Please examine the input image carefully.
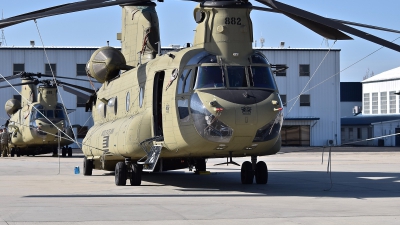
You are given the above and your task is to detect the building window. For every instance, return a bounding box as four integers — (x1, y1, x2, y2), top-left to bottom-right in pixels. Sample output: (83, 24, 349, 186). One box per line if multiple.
(275, 64, 287, 76)
(77, 96, 86, 107)
(280, 94, 287, 106)
(364, 93, 370, 114)
(77, 126, 88, 139)
(45, 64, 56, 76)
(13, 64, 25, 75)
(77, 64, 87, 76)
(372, 92, 378, 114)
(390, 91, 397, 113)
(299, 64, 310, 76)
(300, 95, 310, 106)
(357, 128, 361, 139)
(380, 92, 387, 114)
(349, 128, 354, 140)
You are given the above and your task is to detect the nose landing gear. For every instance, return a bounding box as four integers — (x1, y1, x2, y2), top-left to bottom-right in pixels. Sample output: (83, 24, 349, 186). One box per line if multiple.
(241, 156, 268, 184)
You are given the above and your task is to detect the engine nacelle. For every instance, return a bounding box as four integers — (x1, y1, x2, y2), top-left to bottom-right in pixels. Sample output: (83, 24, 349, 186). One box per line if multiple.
(86, 47, 129, 83)
(5, 99, 21, 115)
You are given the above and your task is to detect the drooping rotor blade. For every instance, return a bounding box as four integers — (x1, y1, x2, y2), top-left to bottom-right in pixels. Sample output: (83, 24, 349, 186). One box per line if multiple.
(0, 81, 38, 89)
(0, 0, 152, 29)
(0, 75, 27, 83)
(252, 6, 400, 34)
(56, 81, 96, 94)
(62, 85, 91, 100)
(37, 74, 97, 82)
(256, 0, 400, 52)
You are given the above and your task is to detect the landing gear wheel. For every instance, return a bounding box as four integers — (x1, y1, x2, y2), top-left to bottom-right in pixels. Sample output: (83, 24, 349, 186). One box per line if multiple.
(67, 147, 72, 157)
(115, 162, 127, 186)
(52, 148, 58, 157)
(16, 148, 21, 157)
(255, 161, 268, 184)
(195, 158, 206, 173)
(10, 148, 15, 157)
(83, 157, 93, 176)
(61, 147, 66, 157)
(129, 164, 142, 186)
(241, 161, 254, 184)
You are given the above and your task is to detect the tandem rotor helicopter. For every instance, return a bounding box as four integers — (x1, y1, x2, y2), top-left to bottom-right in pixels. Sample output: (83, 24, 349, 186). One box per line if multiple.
(0, 72, 95, 157)
(1, 0, 400, 186)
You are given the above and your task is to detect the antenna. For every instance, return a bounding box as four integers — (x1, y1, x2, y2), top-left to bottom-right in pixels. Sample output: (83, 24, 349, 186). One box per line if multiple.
(0, 10, 7, 47)
(260, 37, 265, 48)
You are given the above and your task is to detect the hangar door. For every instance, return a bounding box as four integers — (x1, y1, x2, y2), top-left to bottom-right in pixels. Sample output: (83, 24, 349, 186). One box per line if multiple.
(281, 125, 310, 146)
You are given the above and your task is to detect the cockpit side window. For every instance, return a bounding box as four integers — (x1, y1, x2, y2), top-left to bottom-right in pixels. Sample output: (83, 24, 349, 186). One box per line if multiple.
(194, 66, 226, 89)
(177, 69, 191, 94)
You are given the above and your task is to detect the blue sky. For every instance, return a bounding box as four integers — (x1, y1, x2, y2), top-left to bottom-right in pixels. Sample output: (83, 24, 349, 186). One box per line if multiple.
(1, 0, 399, 82)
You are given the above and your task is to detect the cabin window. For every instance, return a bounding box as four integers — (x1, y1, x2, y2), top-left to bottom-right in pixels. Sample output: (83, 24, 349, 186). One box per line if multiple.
(126, 92, 130, 112)
(194, 66, 226, 89)
(107, 97, 117, 115)
(227, 67, 247, 87)
(248, 66, 277, 89)
(98, 102, 106, 118)
(139, 87, 144, 108)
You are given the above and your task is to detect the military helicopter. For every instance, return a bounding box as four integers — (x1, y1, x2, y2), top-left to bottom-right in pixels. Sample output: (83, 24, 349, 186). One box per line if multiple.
(0, 72, 95, 157)
(1, 0, 400, 186)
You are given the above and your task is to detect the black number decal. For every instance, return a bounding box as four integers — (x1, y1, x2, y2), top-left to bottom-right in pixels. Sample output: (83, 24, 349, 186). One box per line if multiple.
(225, 17, 242, 25)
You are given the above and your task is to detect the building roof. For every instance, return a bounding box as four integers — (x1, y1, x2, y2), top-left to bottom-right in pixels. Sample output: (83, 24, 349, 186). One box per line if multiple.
(340, 82, 362, 102)
(341, 115, 400, 125)
(362, 66, 400, 83)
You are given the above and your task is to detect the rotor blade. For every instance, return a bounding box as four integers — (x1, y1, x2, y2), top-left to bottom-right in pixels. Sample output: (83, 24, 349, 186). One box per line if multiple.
(57, 81, 96, 94)
(62, 86, 91, 100)
(256, 0, 400, 52)
(0, 0, 151, 29)
(252, 6, 400, 34)
(0, 81, 37, 89)
(0, 75, 26, 83)
(38, 74, 98, 82)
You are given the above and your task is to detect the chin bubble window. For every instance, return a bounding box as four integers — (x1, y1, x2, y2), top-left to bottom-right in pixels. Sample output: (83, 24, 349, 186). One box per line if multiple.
(190, 93, 233, 143)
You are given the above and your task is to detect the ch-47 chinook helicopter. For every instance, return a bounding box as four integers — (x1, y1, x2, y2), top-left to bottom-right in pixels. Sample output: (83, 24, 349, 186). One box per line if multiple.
(0, 72, 95, 157)
(1, 0, 400, 185)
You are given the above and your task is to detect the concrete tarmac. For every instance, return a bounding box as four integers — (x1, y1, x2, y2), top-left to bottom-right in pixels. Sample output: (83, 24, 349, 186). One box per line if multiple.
(0, 147, 399, 224)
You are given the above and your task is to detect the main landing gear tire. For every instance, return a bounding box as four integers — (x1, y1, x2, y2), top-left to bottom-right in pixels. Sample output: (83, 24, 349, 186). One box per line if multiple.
(195, 158, 206, 173)
(83, 157, 93, 176)
(67, 147, 72, 157)
(61, 147, 66, 157)
(115, 162, 127, 186)
(130, 164, 143, 186)
(255, 161, 268, 184)
(10, 148, 15, 157)
(16, 148, 21, 157)
(241, 161, 254, 184)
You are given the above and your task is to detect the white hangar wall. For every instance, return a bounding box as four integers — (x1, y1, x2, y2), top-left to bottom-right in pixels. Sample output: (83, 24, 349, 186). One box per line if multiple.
(260, 49, 341, 146)
(0, 47, 341, 147)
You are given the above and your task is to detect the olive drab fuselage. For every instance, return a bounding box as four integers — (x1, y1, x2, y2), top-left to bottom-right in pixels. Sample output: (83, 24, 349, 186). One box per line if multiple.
(82, 2, 283, 170)
(6, 80, 74, 154)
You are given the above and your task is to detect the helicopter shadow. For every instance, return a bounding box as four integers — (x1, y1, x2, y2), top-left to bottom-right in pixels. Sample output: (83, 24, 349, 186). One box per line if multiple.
(139, 169, 400, 199)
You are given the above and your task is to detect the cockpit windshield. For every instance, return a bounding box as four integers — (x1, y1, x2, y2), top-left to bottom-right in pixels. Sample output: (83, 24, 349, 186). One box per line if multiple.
(227, 67, 247, 87)
(32, 104, 66, 119)
(194, 66, 226, 89)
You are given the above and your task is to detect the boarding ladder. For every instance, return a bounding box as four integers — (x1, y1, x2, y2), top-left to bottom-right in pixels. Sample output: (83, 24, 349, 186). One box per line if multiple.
(138, 136, 163, 172)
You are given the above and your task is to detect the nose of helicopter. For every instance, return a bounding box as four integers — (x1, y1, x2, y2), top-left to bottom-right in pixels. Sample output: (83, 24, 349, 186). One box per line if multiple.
(191, 89, 282, 144)
(35, 118, 64, 135)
